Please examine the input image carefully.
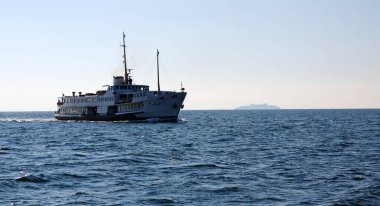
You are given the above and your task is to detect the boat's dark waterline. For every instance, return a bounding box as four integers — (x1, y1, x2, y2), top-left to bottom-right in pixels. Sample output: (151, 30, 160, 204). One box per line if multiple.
(55, 113, 178, 122)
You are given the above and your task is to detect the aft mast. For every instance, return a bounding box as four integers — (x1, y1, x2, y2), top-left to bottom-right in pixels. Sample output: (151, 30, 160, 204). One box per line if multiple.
(122, 32, 129, 84)
(157, 49, 161, 91)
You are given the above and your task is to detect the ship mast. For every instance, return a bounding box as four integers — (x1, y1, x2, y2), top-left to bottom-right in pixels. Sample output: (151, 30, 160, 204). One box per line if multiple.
(157, 49, 161, 91)
(122, 32, 128, 84)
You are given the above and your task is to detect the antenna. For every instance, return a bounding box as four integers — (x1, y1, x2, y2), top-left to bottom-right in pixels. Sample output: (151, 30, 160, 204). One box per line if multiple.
(122, 32, 128, 84)
(157, 49, 161, 91)
(181, 82, 185, 92)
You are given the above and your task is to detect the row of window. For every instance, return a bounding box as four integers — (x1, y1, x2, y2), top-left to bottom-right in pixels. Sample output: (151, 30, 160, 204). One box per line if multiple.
(63, 98, 96, 103)
(108, 85, 149, 91)
(98, 97, 114, 102)
(63, 97, 114, 103)
(62, 92, 148, 104)
(60, 107, 86, 114)
(134, 92, 147, 98)
(118, 103, 143, 112)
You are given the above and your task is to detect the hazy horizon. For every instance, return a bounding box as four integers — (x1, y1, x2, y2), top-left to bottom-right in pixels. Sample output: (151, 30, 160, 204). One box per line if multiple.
(1, 0, 379, 111)
(1, 107, 380, 112)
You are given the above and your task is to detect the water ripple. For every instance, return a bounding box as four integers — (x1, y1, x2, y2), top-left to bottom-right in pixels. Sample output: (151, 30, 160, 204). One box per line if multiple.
(0, 110, 379, 205)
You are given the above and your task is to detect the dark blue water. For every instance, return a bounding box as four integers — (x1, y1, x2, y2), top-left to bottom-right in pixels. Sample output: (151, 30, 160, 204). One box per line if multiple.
(1, 110, 379, 205)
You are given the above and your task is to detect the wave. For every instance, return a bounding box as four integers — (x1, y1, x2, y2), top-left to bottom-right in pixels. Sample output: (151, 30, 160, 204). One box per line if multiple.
(333, 182, 380, 206)
(160, 163, 224, 170)
(16, 174, 49, 183)
(213, 185, 241, 193)
(188, 163, 223, 169)
(141, 197, 175, 204)
(0, 147, 12, 151)
(61, 172, 87, 179)
(72, 191, 89, 196)
(0, 118, 57, 123)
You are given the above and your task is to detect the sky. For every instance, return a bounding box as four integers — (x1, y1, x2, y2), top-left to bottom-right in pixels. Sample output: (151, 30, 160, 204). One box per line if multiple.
(0, 0, 379, 111)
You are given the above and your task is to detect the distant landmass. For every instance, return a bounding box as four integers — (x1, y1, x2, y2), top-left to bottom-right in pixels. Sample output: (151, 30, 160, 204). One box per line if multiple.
(236, 104, 281, 110)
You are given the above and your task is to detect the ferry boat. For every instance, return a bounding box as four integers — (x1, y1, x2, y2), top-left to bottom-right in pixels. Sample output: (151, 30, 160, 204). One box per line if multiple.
(55, 33, 187, 121)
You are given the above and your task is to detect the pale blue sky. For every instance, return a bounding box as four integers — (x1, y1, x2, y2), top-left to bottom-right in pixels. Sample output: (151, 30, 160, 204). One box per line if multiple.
(0, 0, 379, 110)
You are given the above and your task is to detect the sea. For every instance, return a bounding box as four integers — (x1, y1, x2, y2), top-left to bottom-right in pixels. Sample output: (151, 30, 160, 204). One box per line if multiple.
(0, 110, 379, 205)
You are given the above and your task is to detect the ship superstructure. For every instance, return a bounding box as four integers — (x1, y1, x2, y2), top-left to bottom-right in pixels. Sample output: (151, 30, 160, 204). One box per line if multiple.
(55, 33, 186, 121)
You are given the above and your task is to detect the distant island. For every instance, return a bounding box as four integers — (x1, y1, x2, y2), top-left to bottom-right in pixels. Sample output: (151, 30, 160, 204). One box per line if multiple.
(235, 104, 281, 110)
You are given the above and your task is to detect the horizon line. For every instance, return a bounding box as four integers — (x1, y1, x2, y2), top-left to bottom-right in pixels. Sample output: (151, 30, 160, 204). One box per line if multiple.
(1, 108, 380, 112)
